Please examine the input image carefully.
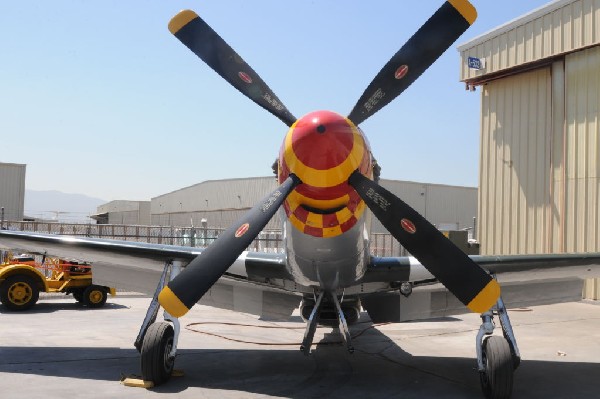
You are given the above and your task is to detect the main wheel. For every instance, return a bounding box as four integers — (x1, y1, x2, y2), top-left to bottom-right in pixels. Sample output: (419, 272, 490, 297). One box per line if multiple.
(82, 285, 108, 308)
(479, 336, 514, 399)
(0, 274, 40, 311)
(141, 322, 175, 385)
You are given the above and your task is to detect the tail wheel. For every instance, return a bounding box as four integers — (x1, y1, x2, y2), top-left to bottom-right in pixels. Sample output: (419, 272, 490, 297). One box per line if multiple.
(0, 275, 40, 311)
(141, 322, 175, 385)
(479, 336, 514, 399)
(82, 285, 108, 308)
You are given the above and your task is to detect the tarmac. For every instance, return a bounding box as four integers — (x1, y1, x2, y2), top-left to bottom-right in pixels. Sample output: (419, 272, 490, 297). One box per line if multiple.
(1, 293, 600, 399)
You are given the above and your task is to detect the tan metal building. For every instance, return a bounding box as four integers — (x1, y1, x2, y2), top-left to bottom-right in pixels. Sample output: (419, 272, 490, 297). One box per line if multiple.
(150, 176, 477, 235)
(0, 162, 26, 222)
(94, 200, 151, 225)
(458, 0, 600, 257)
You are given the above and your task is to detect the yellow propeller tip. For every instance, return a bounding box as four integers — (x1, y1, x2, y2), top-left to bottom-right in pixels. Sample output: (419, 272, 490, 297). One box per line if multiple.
(169, 9, 199, 35)
(467, 279, 501, 314)
(448, 0, 477, 25)
(158, 286, 190, 317)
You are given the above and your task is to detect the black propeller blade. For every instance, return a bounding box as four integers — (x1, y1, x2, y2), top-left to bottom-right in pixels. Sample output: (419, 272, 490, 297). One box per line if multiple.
(159, 174, 301, 317)
(169, 10, 296, 126)
(347, 0, 476, 125)
(348, 171, 499, 313)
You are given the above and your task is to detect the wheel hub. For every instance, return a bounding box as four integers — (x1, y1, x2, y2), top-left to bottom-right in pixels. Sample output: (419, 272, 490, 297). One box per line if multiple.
(89, 290, 103, 303)
(9, 283, 32, 304)
(163, 338, 174, 371)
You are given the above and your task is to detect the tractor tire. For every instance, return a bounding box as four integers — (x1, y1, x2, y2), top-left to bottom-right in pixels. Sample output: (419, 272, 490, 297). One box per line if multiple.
(82, 285, 108, 308)
(0, 274, 40, 311)
(72, 289, 84, 303)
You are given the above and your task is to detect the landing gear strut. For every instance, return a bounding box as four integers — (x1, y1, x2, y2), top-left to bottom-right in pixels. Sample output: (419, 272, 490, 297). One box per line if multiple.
(476, 295, 520, 399)
(135, 260, 183, 385)
(300, 290, 355, 355)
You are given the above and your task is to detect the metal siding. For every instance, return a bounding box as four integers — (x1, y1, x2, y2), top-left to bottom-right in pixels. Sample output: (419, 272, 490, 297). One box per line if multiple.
(564, 45, 600, 252)
(459, 0, 600, 82)
(0, 163, 26, 221)
(478, 68, 552, 255)
(151, 177, 277, 215)
(373, 180, 477, 234)
(151, 177, 476, 232)
(551, 61, 566, 252)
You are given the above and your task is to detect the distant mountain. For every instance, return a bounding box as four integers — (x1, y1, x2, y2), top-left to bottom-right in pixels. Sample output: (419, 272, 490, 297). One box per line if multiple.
(24, 190, 107, 223)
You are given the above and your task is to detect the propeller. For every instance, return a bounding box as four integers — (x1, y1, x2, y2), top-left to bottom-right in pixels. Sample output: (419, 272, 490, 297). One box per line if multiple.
(168, 10, 296, 126)
(162, 1, 498, 316)
(347, 0, 477, 125)
(159, 174, 301, 317)
(348, 171, 499, 313)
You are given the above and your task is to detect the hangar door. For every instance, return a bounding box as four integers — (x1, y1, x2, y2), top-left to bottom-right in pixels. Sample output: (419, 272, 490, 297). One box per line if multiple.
(478, 68, 552, 255)
(479, 45, 600, 256)
(563, 46, 600, 253)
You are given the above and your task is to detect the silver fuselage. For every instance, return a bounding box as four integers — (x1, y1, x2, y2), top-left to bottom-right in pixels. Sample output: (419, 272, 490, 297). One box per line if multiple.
(283, 212, 372, 290)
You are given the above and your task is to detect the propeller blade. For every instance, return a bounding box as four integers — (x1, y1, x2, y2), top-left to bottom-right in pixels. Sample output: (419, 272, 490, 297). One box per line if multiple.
(159, 174, 301, 317)
(347, 0, 477, 125)
(169, 10, 296, 126)
(348, 171, 499, 313)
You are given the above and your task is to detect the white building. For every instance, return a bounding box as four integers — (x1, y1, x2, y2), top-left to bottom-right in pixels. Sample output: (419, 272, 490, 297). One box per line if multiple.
(0, 162, 26, 222)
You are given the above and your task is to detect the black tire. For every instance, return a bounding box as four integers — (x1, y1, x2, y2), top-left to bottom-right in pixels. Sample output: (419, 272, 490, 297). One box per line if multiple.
(479, 336, 514, 399)
(141, 322, 175, 385)
(72, 289, 84, 303)
(0, 274, 40, 311)
(82, 285, 108, 308)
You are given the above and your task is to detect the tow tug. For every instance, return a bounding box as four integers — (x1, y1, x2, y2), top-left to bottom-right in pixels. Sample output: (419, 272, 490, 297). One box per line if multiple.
(0, 253, 115, 311)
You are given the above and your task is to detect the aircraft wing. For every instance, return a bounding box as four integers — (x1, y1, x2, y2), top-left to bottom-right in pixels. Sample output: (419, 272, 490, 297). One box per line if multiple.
(0, 230, 300, 319)
(362, 253, 600, 322)
(364, 253, 600, 284)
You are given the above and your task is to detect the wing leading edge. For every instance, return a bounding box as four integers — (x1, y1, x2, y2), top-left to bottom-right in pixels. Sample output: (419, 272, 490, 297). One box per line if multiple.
(0, 230, 300, 319)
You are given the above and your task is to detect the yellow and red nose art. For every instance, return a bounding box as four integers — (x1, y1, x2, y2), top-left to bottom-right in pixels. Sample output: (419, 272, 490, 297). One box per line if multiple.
(279, 110, 372, 238)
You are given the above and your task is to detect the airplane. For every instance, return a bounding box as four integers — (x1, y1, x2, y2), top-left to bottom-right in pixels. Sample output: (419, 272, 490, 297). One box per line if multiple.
(3, 1, 600, 398)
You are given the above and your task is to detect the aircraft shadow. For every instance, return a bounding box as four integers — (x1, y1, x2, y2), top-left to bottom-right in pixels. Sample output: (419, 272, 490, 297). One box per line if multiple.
(1, 322, 599, 398)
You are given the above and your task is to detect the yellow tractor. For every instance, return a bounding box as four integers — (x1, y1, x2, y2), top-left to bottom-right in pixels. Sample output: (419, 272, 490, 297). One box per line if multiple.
(0, 254, 115, 311)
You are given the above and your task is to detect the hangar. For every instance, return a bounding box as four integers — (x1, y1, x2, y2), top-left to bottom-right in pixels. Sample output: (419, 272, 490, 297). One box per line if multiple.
(92, 200, 150, 225)
(459, 0, 600, 255)
(0, 162, 26, 222)
(458, 0, 600, 296)
(149, 176, 477, 235)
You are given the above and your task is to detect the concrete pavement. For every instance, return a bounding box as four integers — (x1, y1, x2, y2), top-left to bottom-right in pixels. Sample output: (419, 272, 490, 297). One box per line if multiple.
(1, 294, 600, 398)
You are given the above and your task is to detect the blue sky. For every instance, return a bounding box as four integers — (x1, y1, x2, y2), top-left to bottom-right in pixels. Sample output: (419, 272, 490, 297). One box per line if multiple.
(0, 1, 552, 201)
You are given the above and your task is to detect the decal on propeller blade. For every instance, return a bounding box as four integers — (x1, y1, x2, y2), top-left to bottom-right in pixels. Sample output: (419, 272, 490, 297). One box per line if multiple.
(365, 188, 390, 211)
(238, 72, 253, 84)
(394, 65, 409, 80)
(263, 93, 285, 111)
(235, 223, 250, 238)
(400, 218, 417, 234)
(261, 190, 282, 213)
(363, 88, 386, 112)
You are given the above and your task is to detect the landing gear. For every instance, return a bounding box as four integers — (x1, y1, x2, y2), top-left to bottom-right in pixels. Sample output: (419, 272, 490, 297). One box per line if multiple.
(141, 322, 175, 385)
(135, 260, 183, 386)
(476, 296, 520, 399)
(480, 336, 513, 399)
(300, 291, 355, 355)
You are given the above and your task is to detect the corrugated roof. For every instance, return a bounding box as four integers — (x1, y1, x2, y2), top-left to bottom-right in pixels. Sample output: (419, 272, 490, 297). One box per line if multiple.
(458, 0, 600, 83)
